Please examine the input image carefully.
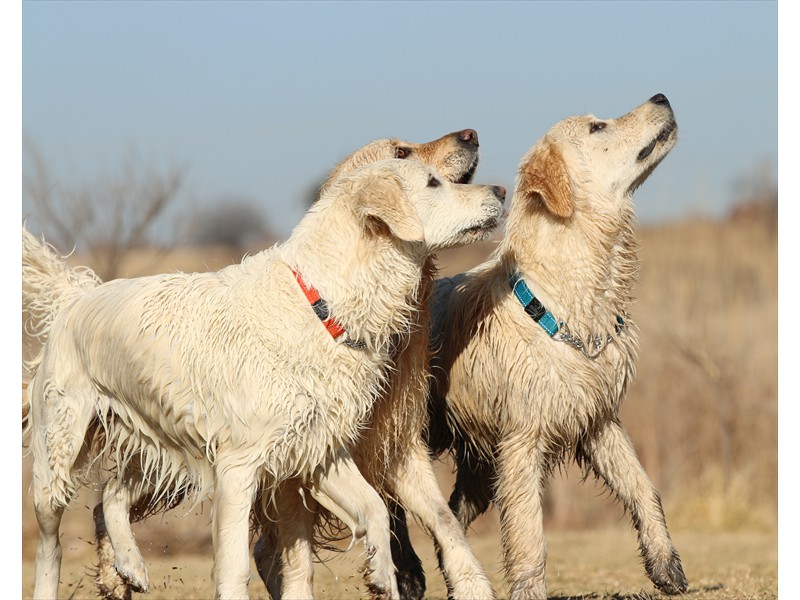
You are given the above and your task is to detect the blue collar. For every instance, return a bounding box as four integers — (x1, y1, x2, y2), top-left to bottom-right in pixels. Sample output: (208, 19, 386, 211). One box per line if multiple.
(509, 272, 626, 348)
(509, 272, 561, 336)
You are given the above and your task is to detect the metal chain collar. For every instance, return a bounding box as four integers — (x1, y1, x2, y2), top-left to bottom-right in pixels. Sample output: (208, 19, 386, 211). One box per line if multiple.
(554, 322, 614, 360)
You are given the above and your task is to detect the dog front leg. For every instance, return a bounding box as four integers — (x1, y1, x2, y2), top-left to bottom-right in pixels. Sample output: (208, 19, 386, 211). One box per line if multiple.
(211, 460, 259, 600)
(94, 473, 151, 598)
(449, 447, 494, 530)
(309, 448, 399, 600)
(387, 500, 426, 600)
(253, 524, 282, 600)
(252, 484, 316, 600)
(494, 433, 548, 600)
(392, 443, 494, 600)
(579, 418, 688, 595)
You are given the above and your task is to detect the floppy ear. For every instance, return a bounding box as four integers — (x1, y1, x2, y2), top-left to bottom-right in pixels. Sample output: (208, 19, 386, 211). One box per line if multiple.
(517, 139, 574, 218)
(355, 172, 425, 243)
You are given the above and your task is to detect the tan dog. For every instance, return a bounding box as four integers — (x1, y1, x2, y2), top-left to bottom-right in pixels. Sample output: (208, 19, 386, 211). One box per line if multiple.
(395, 94, 688, 599)
(76, 129, 496, 600)
(249, 129, 498, 600)
(24, 158, 504, 600)
(81, 128, 490, 600)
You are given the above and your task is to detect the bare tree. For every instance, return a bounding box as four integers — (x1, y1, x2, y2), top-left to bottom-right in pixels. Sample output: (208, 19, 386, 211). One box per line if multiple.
(190, 198, 271, 249)
(729, 159, 777, 235)
(23, 142, 189, 280)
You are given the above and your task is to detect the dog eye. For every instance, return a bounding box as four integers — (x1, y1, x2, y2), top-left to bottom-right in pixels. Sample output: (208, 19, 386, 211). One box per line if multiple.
(395, 147, 413, 159)
(589, 122, 606, 134)
(427, 175, 441, 188)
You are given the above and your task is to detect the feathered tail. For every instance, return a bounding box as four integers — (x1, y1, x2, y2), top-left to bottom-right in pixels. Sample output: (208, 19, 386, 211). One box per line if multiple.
(22, 226, 102, 427)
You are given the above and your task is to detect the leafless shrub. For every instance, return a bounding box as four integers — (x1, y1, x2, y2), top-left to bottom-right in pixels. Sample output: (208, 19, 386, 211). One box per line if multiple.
(189, 198, 271, 249)
(23, 142, 189, 280)
(728, 159, 777, 236)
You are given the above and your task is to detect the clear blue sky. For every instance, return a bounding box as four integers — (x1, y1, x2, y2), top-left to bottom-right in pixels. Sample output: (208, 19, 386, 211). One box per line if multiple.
(19, 0, 777, 242)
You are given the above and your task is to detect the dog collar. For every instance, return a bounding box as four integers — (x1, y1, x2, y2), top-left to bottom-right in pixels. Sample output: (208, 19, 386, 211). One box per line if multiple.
(509, 271, 625, 358)
(292, 270, 365, 348)
(509, 272, 560, 336)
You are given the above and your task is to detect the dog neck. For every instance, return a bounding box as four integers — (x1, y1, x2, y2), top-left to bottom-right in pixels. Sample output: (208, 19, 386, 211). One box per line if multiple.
(496, 196, 639, 338)
(279, 206, 424, 352)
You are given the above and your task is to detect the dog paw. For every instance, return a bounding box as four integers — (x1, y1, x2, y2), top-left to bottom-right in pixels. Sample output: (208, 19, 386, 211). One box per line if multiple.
(115, 552, 149, 593)
(395, 563, 426, 600)
(94, 563, 131, 600)
(647, 552, 688, 595)
(454, 574, 495, 599)
(508, 573, 547, 600)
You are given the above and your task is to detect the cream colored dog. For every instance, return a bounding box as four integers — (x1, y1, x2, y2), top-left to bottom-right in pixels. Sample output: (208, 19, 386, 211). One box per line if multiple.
(77, 129, 497, 600)
(24, 158, 504, 600)
(395, 94, 688, 599)
(251, 129, 498, 600)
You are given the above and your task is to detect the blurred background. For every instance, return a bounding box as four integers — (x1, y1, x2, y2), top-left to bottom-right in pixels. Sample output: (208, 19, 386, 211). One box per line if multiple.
(16, 1, 781, 597)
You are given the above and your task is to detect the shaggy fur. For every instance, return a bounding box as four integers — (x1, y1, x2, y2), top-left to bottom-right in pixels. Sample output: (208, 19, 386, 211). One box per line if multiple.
(74, 129, 496, 600)
(396, 94, 689, 599)
(252, 129, 498, 600)
(24, 158, 504, 600)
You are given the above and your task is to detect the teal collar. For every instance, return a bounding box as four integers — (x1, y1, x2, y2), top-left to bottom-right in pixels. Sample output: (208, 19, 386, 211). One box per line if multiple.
(509, 272, 560, 336)
(509, 271, 626, 358)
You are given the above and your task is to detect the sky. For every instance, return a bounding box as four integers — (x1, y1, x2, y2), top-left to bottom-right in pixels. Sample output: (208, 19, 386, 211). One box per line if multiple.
(5, 0, 796, 591)
(19, 0, 778, 244)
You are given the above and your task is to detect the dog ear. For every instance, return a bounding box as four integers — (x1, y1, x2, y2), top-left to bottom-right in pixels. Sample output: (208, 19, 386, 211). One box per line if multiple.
(355, 173, 425, 243)
(517, 140, 574, 218)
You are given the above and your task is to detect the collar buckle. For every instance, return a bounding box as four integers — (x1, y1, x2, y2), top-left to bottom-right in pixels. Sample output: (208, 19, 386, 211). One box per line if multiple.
(293, 269, 365, 349)
(509, 271, 624, 359)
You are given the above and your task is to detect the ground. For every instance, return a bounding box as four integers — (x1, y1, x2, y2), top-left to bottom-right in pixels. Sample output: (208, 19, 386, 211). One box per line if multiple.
(21, 468, 777, 600)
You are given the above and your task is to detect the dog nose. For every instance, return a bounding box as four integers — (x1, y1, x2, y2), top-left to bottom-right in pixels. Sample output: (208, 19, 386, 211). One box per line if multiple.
(494, 185, 506, 202)
(650, 93, 670, 107)
(458, 129, 479, 147)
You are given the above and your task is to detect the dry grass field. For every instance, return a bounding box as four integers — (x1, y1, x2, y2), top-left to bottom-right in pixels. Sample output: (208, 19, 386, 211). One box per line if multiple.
(21, 209, 778, 599)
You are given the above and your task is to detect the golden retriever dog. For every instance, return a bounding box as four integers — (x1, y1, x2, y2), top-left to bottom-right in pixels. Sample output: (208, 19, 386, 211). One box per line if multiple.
(66, 129, 497, 600)
(23, 158, 505, 600)
(392, 94, 689, 599)
(250, 129, 499, 600)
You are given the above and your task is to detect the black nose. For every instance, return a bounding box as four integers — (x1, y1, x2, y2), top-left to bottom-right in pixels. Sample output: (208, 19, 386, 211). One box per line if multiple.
(650, 93, 670, 107)
(458, 129, 479, 147)
(494, 185, 506, 202)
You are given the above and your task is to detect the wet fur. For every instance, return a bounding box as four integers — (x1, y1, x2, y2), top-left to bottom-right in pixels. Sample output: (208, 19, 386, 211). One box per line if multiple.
(400, 95, 689, 599)
(254, 130, 496, 600)
(24, 157, 503, 600)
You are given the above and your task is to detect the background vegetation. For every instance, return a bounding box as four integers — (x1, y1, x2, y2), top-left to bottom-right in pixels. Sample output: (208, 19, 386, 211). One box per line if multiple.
(21, 165, 777, 598)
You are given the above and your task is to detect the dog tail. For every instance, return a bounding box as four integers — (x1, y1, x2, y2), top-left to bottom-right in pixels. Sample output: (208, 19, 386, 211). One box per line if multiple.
(22, 226, 102, 427)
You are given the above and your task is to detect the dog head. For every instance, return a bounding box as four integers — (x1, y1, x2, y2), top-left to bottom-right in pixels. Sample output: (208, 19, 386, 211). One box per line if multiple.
(515, 94, 678, 219)
(322, 129, 481, 194)
(328, 159, 505, 252)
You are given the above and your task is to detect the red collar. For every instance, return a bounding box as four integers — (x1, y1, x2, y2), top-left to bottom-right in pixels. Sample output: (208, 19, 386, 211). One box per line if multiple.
(292, 270, 347, 340)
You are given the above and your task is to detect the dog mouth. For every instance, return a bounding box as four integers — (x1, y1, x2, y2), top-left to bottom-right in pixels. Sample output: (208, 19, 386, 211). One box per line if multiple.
(454, 155, 479, 184)
(636, 120, 677, 161)
(459, 215, 499, 238)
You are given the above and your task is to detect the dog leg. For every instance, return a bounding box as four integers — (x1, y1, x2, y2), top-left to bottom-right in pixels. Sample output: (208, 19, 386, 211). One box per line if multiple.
(494, 433, 548, 600)
(393, 443, 494, 600)
(449, 449, 494, 530)
(211, 460, 259, 600)
(32, 484, 64, 600)
(96, 475, 150, 594)
(580, 418, 688, 595)
(253, 523, 283, 600)
(309, 448, 399, 600)
(388, 501, 426, 600)
(94, 501, 132, 600)
(274, 487, 316, 599)
(30, 379, 97, 600)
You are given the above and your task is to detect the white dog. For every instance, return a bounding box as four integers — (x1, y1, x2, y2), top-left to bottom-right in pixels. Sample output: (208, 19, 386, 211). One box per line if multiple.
(393, 94, 688, 598)
(25, 158, 504, 599)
